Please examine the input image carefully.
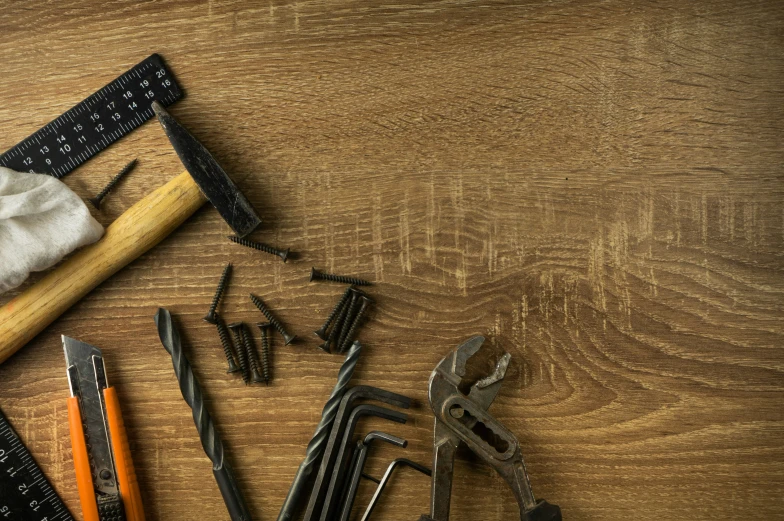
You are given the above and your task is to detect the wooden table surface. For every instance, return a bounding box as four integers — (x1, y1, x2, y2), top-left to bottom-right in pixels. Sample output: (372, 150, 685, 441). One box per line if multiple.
(1, 1, 783, 520)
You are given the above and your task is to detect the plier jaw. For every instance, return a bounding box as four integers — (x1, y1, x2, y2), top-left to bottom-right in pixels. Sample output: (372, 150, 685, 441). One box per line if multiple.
(425, 336, 562, 521)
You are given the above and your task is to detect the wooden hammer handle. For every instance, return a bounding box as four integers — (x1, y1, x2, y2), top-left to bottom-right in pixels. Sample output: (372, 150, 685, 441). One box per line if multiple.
(0, 170, 207, 365)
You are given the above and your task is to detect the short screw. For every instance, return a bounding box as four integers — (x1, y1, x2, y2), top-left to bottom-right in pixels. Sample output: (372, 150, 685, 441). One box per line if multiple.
(249, 293, 296, 345)
(228, 236, 290, 262)
(204, 263, 232, 324)
(214, 313, 240, 373)
(228, 322, 250, 384)
(240, 324, 265, 384)
(338, 295, 373, 353)
(256, 322, 272, 385)
(309, 267, 372, 286)
(314, 286, 354, 340)
(89, 158, 137, 209)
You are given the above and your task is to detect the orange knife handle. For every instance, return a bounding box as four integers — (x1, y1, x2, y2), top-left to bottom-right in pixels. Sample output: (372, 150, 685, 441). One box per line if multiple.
(68, 397, 100, 521)
(104, 386, 146, 521)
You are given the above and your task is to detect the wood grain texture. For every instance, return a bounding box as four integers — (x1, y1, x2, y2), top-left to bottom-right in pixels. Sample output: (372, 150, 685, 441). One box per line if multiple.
(0, 1, 782, 520)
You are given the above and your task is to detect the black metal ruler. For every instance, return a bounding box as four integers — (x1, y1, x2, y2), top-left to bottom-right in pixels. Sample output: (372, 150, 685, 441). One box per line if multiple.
(0, 408, 75, 521)
(0, 54, 183, 178)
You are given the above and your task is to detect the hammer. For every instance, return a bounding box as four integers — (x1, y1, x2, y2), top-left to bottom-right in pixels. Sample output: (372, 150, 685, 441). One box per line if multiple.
(0, 102, 261, 365)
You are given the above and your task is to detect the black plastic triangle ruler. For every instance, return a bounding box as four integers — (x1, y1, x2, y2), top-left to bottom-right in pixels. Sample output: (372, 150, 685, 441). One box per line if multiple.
(0, 407, 75, 520)
(0, 53, 183, 178)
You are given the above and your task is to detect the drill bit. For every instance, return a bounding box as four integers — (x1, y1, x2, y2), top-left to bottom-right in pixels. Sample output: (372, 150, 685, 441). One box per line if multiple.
(154, 308, 252, 521)
(276, 341, 362, 521)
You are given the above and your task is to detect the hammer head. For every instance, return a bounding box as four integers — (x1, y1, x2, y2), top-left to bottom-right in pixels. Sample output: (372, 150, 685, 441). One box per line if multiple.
(152, 101, 261, 238)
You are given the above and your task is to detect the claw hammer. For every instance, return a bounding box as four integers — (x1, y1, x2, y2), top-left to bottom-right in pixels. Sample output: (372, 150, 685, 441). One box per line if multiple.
(0, 102, 261, 365)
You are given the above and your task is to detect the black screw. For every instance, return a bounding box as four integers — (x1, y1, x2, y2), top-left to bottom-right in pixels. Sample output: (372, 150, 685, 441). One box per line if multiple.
(240, 324, 265, 384)
(319, 291, 352, 353)
(339, 295, 373, 353)
(228, 236, 290, 262)
(249, 293, 296, 345)
(214, 313, 240, 373)
(256, 322, 272, 385)
(314, 286, 354, 340)
(309, 268, 372, 286)
(204, 263, 232, 324)
(228, 322, 250, 384)
(337, 291, 361, 351)
(89, 158, 137, 209)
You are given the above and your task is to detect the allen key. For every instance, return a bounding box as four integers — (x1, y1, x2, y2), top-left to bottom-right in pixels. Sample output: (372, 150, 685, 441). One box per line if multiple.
(360, 458, 432, 521)
(337, 432, 408, 521)
(318, 404, 409, 521)
(302, 386, 412, 521)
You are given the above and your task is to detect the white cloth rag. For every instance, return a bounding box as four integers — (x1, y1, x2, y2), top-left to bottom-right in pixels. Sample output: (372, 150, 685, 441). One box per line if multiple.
(0, 167, 103, 295)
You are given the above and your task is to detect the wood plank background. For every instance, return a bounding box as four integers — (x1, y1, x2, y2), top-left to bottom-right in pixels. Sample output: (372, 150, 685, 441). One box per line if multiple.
(1, 1, 783, 519)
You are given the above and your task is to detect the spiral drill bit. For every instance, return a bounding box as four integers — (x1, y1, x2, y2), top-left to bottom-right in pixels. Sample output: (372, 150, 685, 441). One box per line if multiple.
(276, 341, 362, 521)
(154, 308, 252, 521)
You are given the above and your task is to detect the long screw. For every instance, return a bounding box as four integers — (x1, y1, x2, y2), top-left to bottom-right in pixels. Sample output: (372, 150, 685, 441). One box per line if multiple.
(240, 323, 265, 384)
(320, 296, 351, 353)
(228, 236, 290, 262)
(336, 292, 361, 351)
(310, 267, 372, 286)
(339, 296, 373, 353)
(277, 342, 362, 521)
(314, 286, 354, 340)
(154, 308, 252, 521)
(256, 322, 272, 384)
(249, 293, 296, 345)
(214, 313, 240, 373)
(227, 322, 250, 384)
(204, 263, 232, 324)
(89, 158, 137, 209)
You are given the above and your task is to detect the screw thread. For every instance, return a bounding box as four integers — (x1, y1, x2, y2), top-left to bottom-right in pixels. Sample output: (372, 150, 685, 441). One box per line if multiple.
(257, 324, 272, 384)
(339, 298, 372, 353)
(311, 268, 371, 286)
(315, 286, 354, 339)
(228, 323, 250, 384)
(228, 236, 289, 262)
(249, 293, 295, 344)
(214, 314, 239, 372)
(241, 325, 264, 383)
(207, 263, 232, 319)
(90, 159, 137, 207)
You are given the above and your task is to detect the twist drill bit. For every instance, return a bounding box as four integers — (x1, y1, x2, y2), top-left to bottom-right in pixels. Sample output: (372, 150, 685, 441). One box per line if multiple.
(154, 308, 252, 521)
(276, 341, 362, 521)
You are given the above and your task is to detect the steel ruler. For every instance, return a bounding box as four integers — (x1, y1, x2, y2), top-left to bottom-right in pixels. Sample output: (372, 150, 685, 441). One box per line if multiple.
(0, 54, 183, 178)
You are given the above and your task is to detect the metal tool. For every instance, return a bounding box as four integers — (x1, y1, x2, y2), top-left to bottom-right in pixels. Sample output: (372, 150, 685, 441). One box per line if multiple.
(0, 407, 76, 521)
(337, 432, 408, 521)
(310, 268, 372, 286)
(360, 458, 431, 521)
(0, 85, 262, 366)
(249, 293, 296, 345)
(318, 404, 409, 521)
(338, 294, 373, 353)
(0, 54, 181, 178)
(315, 286, 354, 340)
(62, 336, 145, 521)
(422, 336, 561, 521)
(204, 263, 233, 324)
(228, 235, 290, 262)
(302, 386, 412, 521)
(155, 308, 252, 521)
(152, 101, 261, 238)
(277, 342, 362, 521)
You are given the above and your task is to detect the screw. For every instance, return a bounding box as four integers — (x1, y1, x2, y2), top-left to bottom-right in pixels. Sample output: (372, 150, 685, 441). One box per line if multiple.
(89, 158, 137, 209)
(320, 291, 354, 353)
(310, 268, 372, 286)
(249, 293, 296, 345)
(228, 236, 290, 262)
(338, 295, 373, 353)
(214, 313, 240, 373)
(240, 324, 265, 384)
(336, 291, 361, 351)
(314, 286, 354, 340)
(256, 322, 272, 384)
(204, 263, 232, 324)
(228, 322, 250, 384)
